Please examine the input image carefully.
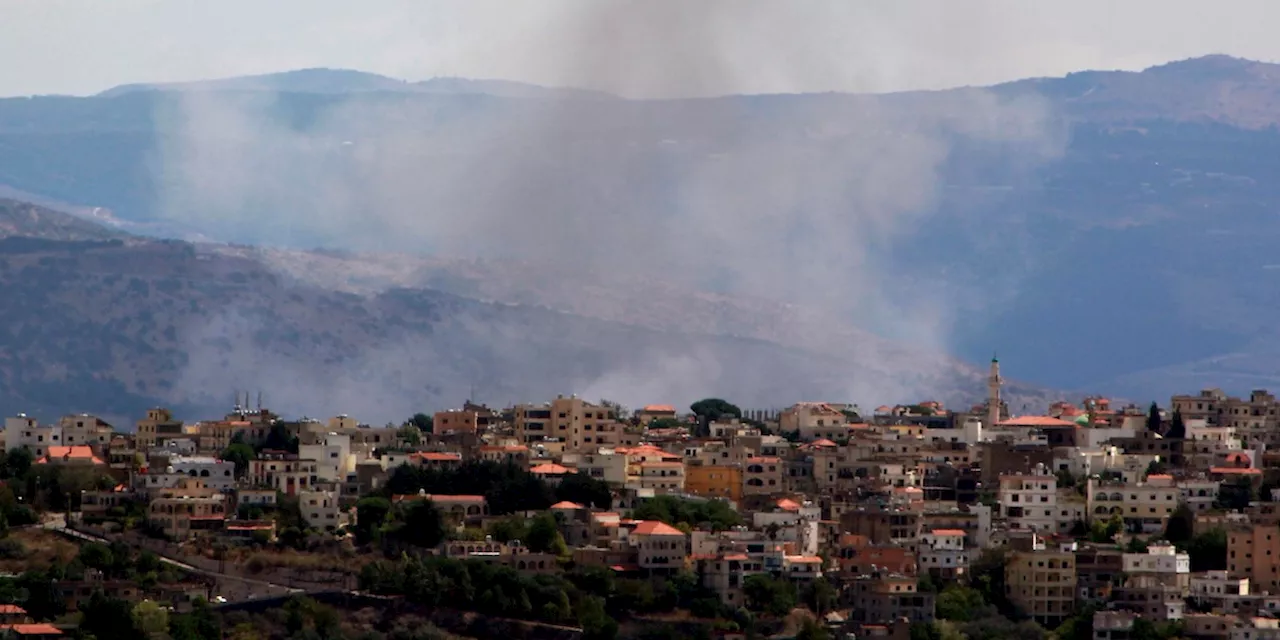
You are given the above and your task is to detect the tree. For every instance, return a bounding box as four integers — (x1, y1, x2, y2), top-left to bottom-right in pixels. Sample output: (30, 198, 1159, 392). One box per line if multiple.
(398, 424, 423, 446)
(691, 398, 742, 422)
(407, 413, 433, 434)
(487, 516, 529, 543)
(1184, 528, 1227, 572)
(1125, 537, 1149, 553)
(525, 513, 567, 556)
(690, 398, 742, 435)
(598, 400, 628, 421)
(802, 577, 837, 615)
(577, 595, 618, 640)
(80, 592, 139, 640)
(395, 500, 447, 548)
(1, 449, 31, 481)
(77, 542, 115, 572)
(935, 584, 985, 622)
(1168, 409, 1187, 439)
(1163, 504, 1195, 544)
(1215, 476, 1255, 511)
(221, 443, 254, 479)
(743, 574, 796, 617)
(555, 473, 613, 510)
(133, 600, 170, 639)
(1146, 402, 1162, 433)
(354, 497, 392, 545)
(261, 423, 299, 454)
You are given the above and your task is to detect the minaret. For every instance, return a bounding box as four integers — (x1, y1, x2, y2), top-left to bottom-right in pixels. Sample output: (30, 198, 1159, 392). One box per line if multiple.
(987, 354, 1002, 428)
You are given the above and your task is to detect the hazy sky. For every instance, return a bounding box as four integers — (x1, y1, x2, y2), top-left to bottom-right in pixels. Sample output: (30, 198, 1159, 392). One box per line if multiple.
(3, 0, 1278, 98)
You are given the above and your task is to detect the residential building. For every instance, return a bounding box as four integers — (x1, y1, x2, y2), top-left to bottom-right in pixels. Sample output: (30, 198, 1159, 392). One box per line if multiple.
(918, 529, 969, 579)
(685, 464, 743, 502)
(1006, 539, 1078, 628)
(298, 489, 348, 532)
(135, 408, 185, 451)
(148, 478, 227, 540)
(1228, 524, 1280, 594)
(628, 520, 688, 574)
(512, 396, 616, 450)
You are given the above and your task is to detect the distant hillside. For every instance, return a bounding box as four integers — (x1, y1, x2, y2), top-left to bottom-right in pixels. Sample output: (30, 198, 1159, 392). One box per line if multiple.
(0, 201, 1058, 424)
(0, 199, 127, 241)
(97, 68, 614, 100)
(3, 56, 1280, 404)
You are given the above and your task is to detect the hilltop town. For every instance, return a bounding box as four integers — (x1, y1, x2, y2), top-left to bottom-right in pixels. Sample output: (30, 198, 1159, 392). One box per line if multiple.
(0, 359, 1274, 640)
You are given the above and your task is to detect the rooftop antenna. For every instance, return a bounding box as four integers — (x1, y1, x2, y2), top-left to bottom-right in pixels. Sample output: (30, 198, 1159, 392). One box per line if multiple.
(257, 390, 262, 412)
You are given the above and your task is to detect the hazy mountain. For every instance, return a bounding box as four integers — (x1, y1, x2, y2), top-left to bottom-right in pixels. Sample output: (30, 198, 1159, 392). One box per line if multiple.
(97, 68, 614, 100)
(0, 200, 1054, 424)
(2, 55, 1279, 408)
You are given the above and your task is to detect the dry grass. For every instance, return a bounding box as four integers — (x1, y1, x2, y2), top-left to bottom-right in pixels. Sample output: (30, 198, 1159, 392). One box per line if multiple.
(0, 528, 79, 573)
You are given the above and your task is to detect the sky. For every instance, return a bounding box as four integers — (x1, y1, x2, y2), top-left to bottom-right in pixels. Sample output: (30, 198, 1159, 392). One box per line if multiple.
(3, 0, 1279, 99)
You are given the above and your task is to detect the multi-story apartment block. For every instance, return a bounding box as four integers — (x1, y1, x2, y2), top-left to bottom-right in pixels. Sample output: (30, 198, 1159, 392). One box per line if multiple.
(148, 478, 227, 540)
(780, 402, 856, 442)
(513, 396, 616, 450)
(248, 454, 319, 496)
(57, 414, 113, 448)
(998, 466, 1067, 533)
(1123, 543, 1191, 594)
(1228, 524, 1280, 594)
(918, 529, 969, 579)
(628, 520, 688, 574)
(685, 463, 743, 502)
(432, 402, 497, 435)
(298, 432, 353, 482)
(743, 456, 784, 496)
(135, 408, 186, 452)
(1087, 475, 1181, 533)
(5, 415, 60, 458)
(1006, 538, 1078, 628)
(298, 489, 348, 532)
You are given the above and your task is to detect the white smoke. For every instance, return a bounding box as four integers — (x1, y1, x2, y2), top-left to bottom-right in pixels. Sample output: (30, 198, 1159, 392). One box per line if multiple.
(150, 4, 1067, 420)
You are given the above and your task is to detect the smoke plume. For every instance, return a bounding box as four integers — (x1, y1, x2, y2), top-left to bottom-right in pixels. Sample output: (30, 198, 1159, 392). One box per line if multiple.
(151, 3, 1066, 420)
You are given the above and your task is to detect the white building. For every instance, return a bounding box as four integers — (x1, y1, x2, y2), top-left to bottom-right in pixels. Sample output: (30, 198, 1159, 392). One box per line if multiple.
(299, 489, 349, 532)
(918, 529, 970, 578)
(298, 432, 353, 482)
(5, 415, 61, 457)
(997, 465, 1070, 533)
(169, 456, 236, 491)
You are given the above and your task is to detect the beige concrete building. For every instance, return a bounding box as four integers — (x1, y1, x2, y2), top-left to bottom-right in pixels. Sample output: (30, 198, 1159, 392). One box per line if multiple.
(135, 408, 185, 451)
(1228, 524, 1280, 593)
(1006, 540, 1078, 628)
(513, 396, 617, 450)
(148, 478, 227, 540)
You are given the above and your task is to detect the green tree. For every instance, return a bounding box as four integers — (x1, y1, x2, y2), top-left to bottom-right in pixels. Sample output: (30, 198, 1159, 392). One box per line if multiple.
(2, 448, 32, 480)
(354, 496, 392, 545)
(221, 443, 254, 478)
(77, 542, 115, 572)
(743, 574, 796, 617)
(802, 577, 837, 615)
(1145, 402, 1162, 433)
(396, 500, 447, 548)
(555, 473, 613, 510)
(407, 413, 433, 434)
(935, 584, 985, 622)
(1163, 504, 1194, 544)
(487, 516, 529, 543)
(1167, 409, 1187, 439)
(398, 424, 423, 446)
(133, 599, 170, 639)
(80, 592, 139, 640)
(1125, 537, 1149, 553)
(525, 512, 567, 556)
(577, 594, 618, 640)
(690, 398, 742, 435)
(1184, 528, 1227, 572)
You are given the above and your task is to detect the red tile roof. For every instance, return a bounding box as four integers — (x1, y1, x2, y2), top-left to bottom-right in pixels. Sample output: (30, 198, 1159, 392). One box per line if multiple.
(1211, 467, 1262, 475)
(1, 624, 61, 636)
(632, 520, 686, 536)
(996, 416, 1078, 427)
(530, 463, 575, 475)
(776, 498, 802, 512)
(642, 405, 676, 413)
(930, 529, 966, 536)
(550, 501, 584, 510)
(0, 605, 26, 615)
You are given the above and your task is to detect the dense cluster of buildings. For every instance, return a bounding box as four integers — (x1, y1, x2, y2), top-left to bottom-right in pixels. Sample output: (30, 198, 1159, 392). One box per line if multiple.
(9, 359, 1280, 638)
